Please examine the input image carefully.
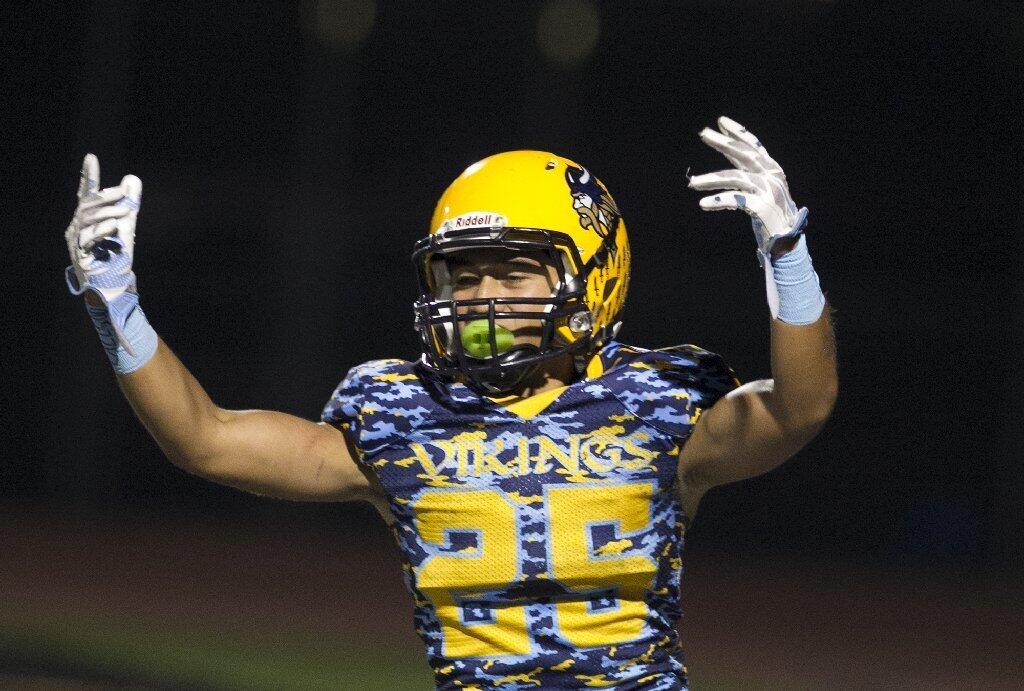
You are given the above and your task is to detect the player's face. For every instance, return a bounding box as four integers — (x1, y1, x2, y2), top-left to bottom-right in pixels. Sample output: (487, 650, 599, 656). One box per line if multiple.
(447, 248, 561, 349)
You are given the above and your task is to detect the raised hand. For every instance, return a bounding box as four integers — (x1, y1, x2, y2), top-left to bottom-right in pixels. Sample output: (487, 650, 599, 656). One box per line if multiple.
(687, 116, 808, 265)
(64, 154, 144, 353)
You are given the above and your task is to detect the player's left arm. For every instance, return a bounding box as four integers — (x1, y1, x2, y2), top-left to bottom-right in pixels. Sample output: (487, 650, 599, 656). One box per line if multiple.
(680, 292, 836, 492)
(677, 117, 838, 505)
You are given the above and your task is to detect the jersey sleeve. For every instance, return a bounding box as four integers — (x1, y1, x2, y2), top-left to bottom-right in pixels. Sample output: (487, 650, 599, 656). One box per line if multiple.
(603, 344, 740, 444)
(320, 358, 407, 462)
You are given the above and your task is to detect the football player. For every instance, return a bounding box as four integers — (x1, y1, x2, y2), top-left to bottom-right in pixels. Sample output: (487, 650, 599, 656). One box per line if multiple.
(65, 117, 836, 690)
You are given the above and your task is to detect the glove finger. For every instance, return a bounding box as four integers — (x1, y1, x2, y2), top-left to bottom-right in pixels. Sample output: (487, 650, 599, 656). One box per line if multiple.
(119, 175, 142, 209)
(698, 128, 760, 171)
(77, 176, 141, 222)
(77, 217, 120, 249)
(80, 204, 131, 226)
(78, 154, 100, 200)
(687, 169, 761, 194)
(714, 118, 786, 176)
(713, 120, 763, 161)
(76, 185, 126, 212)
(716, 117, 763, 150)
(698, 190, 755, 212)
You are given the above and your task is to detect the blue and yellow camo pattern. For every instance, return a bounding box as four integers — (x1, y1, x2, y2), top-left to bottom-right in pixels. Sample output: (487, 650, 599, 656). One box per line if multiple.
(322, 341, 738, 690)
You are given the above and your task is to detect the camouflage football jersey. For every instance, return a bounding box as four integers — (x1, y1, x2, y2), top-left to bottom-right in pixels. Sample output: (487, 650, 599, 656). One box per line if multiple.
(321, 341, 738, 690)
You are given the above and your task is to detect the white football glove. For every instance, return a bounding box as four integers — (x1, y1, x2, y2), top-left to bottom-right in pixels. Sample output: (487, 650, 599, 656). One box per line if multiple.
(687, 116, 808, 262)
(64, 154, 143, 352)
(687, 116, 809, 318)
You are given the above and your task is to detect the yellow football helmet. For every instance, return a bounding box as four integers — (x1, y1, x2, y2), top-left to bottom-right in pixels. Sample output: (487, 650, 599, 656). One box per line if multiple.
(413, 150, 631, 393)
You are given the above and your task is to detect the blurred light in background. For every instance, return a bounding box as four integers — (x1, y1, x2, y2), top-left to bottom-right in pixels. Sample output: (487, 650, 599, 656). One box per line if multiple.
(536, 0, 600, 69)
(303, 0, 377, 51)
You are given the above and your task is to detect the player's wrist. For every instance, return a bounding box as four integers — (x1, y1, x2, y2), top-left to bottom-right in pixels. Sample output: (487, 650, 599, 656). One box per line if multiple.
(769, 235, 800, 258)
(767, 234, 825, 325)
(85, 291, 158, 373)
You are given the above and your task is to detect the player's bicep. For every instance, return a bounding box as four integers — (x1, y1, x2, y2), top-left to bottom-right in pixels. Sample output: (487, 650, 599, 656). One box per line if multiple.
(194, 408, 371, 502)
(678, 379, 807, 492)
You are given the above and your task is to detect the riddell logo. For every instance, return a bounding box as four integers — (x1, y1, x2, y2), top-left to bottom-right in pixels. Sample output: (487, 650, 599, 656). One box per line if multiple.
(439, 212, 507, 233)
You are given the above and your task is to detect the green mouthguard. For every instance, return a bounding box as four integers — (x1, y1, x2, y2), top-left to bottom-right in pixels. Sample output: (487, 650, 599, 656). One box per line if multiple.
(460, 319, 515, 358)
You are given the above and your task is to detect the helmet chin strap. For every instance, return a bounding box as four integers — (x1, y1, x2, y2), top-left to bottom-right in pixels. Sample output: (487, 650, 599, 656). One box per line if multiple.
(468, 343, 543, 395)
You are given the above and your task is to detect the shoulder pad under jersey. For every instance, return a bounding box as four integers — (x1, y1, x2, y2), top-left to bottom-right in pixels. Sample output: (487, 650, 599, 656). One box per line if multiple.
(593, 343, 740, 442)
(321, 358, 430, 459)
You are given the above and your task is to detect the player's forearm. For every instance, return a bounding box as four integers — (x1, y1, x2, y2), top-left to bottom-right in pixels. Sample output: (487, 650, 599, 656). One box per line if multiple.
(767, 305, 837, 431)
(115, 338, 226, 470)
(762, 228, 836, 433)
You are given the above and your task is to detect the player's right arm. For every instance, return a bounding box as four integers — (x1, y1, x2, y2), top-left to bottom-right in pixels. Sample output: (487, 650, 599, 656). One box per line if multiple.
(65, 154, 371, 503)
(116, 340, 371, 502)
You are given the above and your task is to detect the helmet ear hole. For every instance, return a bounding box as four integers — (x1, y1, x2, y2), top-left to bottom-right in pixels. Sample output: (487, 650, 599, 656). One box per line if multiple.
(568, 311, 593, 334)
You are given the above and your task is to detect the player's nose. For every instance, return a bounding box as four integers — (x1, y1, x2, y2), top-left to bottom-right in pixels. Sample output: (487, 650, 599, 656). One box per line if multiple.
(460, 275, 507, 316)
(471, 274, 506, 300)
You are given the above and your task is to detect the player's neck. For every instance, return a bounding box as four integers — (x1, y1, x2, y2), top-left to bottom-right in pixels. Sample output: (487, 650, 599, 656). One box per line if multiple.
(510, 354, 575, 398)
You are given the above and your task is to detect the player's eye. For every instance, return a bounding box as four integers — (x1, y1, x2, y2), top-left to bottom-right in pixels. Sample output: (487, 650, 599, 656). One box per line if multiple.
(453, 274, 480, 287)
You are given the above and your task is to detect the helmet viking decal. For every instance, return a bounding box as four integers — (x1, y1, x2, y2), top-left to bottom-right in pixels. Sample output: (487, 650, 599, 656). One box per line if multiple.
(565, 165, 620, 239)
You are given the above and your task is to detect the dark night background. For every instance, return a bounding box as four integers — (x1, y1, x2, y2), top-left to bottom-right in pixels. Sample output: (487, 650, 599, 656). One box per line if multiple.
(1, 0, 1022, 686)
